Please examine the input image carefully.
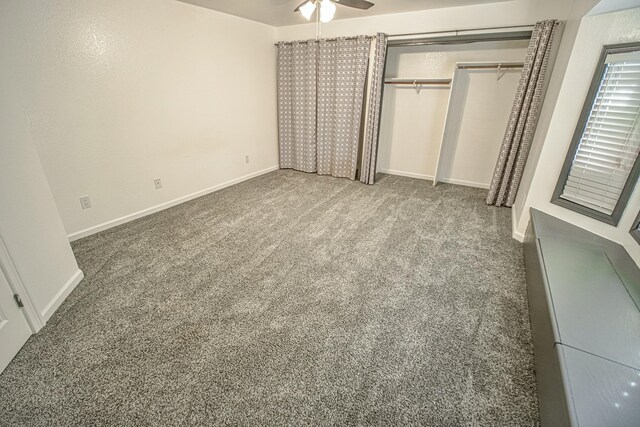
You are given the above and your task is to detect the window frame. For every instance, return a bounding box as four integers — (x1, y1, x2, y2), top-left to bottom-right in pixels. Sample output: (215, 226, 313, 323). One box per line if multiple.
(631, 210, 640, 244)
(552, 42, 640, 226)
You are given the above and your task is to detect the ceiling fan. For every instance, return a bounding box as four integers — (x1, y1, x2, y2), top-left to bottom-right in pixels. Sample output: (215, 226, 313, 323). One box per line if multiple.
(295, 0, 374, 23)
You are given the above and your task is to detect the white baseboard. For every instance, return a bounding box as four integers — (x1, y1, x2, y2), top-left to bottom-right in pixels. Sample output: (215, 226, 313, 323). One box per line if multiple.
(67, 166, 279, 242)
(512, 229, 525, 242)
(437, 177, 490, 190)
(41, 269, 84, 321)
(512, 207, 525, 242)
(379, 169, 434, 181)
(380, 169, 490, 190)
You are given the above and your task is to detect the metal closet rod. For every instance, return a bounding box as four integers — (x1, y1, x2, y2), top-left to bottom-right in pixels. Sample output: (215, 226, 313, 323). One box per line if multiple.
(384, 79, 451, 85)
(457, 63, 524, 70)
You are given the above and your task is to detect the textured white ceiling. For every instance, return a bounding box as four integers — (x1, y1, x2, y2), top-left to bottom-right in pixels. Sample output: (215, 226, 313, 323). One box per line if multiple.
(176, 0, 514, 27)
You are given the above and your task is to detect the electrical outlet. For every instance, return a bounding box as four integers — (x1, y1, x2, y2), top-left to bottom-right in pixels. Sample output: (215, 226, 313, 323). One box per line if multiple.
(80, 196, 92, 209)
(245, 155, 250, 164)
(154, 178, 162, 189)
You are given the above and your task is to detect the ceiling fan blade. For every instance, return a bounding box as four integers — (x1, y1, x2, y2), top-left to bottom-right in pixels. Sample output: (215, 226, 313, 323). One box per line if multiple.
(335, 0, 374, 10)
(294, 0, 312, 12)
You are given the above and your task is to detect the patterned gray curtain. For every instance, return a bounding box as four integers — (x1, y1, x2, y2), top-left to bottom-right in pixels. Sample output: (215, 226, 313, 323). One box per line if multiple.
(360, 33, 388, 185)
(277, 41, 318, 173)
(487, 20, 561, 206)
(317, 36, 371, 179)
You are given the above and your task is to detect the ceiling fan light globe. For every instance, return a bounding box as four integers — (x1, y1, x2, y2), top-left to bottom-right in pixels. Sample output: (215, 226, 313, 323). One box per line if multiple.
(299, 1, 316, 20)
(320, 0, 336, 23)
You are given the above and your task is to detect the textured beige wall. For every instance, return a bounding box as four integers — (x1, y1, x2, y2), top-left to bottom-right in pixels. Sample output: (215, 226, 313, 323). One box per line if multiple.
(2, 0, 279, 238)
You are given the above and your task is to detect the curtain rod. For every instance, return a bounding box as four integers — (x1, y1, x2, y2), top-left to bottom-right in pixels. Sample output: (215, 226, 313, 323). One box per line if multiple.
(274, 35, 373, 46)
(388, 33, 533, 47)
(388, 24, 535, 39)
(388, 31, 533, 47)
(274, 24, 535, 47)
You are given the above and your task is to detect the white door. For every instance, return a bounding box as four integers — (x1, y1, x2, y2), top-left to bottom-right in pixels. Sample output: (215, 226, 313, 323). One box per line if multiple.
(0, 267, 31, 373)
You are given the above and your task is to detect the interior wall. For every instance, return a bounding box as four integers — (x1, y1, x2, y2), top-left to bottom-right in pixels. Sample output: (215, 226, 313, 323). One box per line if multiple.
(0, 71, 82, 325)
(377, 41, 528, 186)
(1, 0, 279, 239)
(589, 0, 640, 15)
(515, 6, 640, 264)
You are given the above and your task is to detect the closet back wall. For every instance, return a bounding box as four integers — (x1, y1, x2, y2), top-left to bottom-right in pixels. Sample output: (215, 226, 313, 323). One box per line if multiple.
(377, 41, 529, 184)
(3, 0, 278, 239)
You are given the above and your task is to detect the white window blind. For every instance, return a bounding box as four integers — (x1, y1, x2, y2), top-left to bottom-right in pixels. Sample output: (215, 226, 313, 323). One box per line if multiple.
(560, 54, 640, 215)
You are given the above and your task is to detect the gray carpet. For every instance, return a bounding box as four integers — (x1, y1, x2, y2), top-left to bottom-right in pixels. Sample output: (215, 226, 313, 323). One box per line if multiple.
(0, 170, 539, 426)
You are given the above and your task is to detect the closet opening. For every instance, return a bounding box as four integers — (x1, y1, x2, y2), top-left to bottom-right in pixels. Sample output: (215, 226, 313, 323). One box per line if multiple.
(376, 29, 532, 190)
